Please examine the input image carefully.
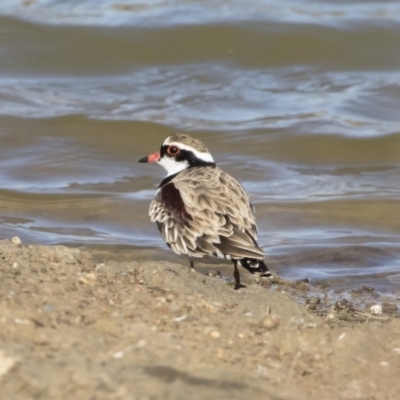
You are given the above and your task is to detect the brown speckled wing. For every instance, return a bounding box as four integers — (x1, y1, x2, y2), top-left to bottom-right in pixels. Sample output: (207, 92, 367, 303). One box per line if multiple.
(149, 182, 196, 256)
(150, 166, 264, 259)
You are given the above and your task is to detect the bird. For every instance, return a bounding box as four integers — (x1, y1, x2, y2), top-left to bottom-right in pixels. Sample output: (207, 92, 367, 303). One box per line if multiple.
(139, 133, 271, 289)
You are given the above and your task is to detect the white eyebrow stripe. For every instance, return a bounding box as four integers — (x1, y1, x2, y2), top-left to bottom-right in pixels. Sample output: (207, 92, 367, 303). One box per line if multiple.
(167, 142, 215, 163)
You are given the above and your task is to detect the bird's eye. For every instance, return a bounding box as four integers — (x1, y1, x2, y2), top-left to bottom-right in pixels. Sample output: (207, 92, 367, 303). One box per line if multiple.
(167, 146, 180, 156)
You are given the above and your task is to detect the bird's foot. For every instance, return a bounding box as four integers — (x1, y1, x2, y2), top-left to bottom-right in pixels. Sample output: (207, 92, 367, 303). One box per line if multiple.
(234, 282, 246, 290)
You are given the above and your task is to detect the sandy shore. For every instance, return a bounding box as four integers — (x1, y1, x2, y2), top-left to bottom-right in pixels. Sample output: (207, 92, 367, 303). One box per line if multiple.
(0, 240, 399, 400)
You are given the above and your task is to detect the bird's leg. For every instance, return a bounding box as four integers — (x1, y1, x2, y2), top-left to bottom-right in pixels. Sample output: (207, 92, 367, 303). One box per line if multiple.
(189, 259, 195, 272)
(233, 262, 241, 290)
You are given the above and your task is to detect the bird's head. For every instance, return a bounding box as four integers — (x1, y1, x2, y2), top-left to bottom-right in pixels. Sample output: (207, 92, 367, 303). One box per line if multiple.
(139, 133, 215, 176)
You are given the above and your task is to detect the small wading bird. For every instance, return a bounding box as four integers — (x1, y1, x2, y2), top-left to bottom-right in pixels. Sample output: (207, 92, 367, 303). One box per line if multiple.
(139, 133, 271, 289)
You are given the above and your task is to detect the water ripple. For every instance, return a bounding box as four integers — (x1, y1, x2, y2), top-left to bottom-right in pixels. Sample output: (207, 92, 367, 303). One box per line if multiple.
(1, 68, 400, 136)
(2, 1, 400, 26)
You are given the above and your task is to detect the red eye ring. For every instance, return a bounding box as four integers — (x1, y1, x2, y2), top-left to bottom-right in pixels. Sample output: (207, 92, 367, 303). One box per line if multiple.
(167, 145, 180, 156)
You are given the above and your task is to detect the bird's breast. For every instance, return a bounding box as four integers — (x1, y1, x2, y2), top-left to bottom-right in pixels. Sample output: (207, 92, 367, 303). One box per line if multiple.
(159, 182, 193, 224)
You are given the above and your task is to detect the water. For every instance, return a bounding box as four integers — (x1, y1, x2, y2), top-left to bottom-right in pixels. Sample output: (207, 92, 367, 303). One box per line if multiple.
(0, 0, 399, 295)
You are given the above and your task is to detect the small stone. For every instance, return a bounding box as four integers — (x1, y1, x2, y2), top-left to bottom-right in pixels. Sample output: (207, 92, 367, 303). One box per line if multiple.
(12, 262, 18, 269)
(0, 351, 15, 377)
(14, 318, 30, 325)
(392, 348, 400, 355)
(335, 298, 356, 312)
(237, 333, 245, 339)
(262, 315, 280, 330)
(205, 270, 221, 277)
(352, 286, 375, 294)
(84, 272, 97, 281)
(305, 323, 317, 329)
(11, 236, 22, 245)
(210, 331, 220, 339)
(306, 297, 321, 305)
(380, 361, 389, 367)
(78, 272, 97, 285)
(172, 315, 187, 322)
(370, 304, 382, 315)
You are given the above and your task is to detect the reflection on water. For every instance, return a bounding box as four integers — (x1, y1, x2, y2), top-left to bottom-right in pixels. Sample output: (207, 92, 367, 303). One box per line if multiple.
(0, 0, 399, 295)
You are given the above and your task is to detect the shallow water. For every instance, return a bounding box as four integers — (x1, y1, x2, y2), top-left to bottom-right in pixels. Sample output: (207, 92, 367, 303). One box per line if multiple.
(0, 0, 399, 294)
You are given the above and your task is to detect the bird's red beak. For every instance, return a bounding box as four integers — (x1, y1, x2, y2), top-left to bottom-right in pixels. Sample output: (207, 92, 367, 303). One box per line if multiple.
(138, 151, 160, 163)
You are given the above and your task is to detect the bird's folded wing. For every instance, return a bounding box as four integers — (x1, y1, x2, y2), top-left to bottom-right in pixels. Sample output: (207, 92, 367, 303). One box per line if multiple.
(168, 167, 264, 259)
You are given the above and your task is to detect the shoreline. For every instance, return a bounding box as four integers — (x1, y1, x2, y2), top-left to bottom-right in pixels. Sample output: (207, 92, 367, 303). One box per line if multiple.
(0, 239, 399, 399)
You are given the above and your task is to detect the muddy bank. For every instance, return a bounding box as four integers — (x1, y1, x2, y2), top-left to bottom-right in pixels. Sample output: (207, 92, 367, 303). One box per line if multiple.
(0, 240, 399, 400)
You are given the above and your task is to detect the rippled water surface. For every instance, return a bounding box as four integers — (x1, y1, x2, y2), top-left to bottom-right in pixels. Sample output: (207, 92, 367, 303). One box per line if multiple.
(1, 0, 399, 294)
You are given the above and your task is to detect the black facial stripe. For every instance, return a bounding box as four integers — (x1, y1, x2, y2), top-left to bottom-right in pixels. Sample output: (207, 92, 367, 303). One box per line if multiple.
(175, 149, 216, 168)
(160, 145, 168, 157)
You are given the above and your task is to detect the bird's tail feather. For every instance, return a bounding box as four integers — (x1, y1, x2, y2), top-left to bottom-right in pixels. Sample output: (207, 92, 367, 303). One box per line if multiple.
(240, 258, 272, 277)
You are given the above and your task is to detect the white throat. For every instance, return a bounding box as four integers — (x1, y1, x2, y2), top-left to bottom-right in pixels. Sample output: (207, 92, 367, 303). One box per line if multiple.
(158, 157, 189, 177)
